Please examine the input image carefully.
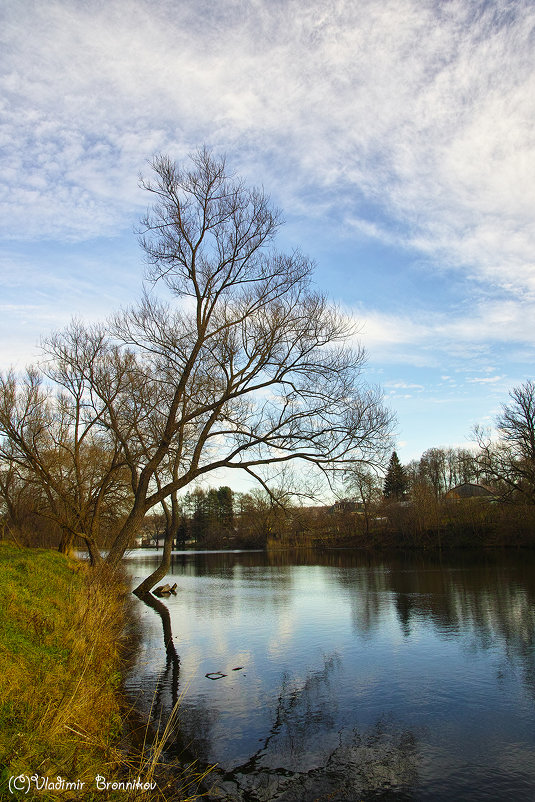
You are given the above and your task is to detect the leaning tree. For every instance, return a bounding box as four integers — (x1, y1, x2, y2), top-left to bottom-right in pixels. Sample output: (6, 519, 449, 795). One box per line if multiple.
(107, 149, 395, 592)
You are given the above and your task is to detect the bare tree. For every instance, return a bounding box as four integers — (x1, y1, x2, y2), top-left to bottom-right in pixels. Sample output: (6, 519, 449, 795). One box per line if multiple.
(344, 466, 382, 537)
(475, 380, 535, 503)
(0, 342, 133, 563)
(419, 448, 448, 498)
(497, 381, 535, 464)
(446, 447, 478, 487)
(0, 457, 45, 546)
(95, 148, 394, 587)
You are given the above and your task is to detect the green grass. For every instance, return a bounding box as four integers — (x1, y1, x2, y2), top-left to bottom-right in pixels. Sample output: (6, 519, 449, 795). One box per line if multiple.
(0, 544, 129, 800)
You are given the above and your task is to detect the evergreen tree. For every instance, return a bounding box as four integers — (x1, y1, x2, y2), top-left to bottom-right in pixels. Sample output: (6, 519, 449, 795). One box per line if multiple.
(182, 485, 235, 543)
(217, 486, 234, 533)
(383, 451, 407, 500)
(191, 488, 208, 542)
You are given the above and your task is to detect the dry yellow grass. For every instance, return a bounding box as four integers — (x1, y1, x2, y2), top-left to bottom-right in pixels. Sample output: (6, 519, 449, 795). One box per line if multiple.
(0, 545, 213, 801)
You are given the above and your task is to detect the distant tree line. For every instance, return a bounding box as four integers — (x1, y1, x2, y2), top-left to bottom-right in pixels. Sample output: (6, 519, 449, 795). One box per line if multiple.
(141, 485, 297, 549)
(353, 381, 535, 548)
(3, 376, 535, 554)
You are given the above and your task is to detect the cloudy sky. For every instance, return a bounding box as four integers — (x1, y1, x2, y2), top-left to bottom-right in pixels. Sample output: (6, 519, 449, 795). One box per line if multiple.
(2, 0, 535, 467)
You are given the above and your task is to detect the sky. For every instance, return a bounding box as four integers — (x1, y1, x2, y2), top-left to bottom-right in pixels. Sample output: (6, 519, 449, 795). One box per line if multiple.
(2, 0, 535, 474)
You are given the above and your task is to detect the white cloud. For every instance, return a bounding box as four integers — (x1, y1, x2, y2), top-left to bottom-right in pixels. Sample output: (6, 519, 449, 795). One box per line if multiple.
(466, 375, 504, 384)
(354, 293, 535, 368)
(1, 0, 534, 305)
(3, 0, 535, 401)
(384, 381, 424, 391)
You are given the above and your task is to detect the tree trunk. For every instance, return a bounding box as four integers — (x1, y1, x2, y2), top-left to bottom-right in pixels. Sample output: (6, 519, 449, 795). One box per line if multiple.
(134, 519, 175, 595)
(105, 505, 147, 567)
(58, 529, 75, 557)
(84, 536, 103, 567)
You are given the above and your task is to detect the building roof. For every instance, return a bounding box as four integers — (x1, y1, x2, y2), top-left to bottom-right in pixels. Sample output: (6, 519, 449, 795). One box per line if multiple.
(445, 483, 495, 499)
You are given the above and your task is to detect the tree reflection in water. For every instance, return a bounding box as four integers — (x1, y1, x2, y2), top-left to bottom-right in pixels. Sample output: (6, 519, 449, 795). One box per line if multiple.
(133, 595, 420, 802)
(135, 591, 181, 709)
(130, 589, 186, 764)
(202, 654, 419, 801)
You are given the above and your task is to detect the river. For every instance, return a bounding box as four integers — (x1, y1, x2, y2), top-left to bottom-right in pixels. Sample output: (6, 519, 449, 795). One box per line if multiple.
(124, 549, 535, 801)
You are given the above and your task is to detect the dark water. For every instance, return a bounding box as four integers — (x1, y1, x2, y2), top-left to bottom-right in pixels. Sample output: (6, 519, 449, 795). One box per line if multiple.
(124, 549, 535, 801)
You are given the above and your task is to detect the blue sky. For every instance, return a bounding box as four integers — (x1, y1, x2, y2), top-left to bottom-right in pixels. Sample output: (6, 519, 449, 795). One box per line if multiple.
(2, 0, 535, 471)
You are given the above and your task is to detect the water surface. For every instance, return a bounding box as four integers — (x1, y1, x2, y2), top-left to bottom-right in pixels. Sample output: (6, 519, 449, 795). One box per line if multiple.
(124, 549, 535, 801)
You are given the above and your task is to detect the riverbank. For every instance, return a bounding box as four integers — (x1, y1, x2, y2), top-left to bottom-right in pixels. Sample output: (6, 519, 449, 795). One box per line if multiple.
(264, 499, 535, 551)
(0, 544, 148, 800)
(0, 544, 215, 801)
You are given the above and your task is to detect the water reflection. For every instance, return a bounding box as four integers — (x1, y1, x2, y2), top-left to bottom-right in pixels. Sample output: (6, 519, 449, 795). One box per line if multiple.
(207, 655, 420, 802)
(125, 549, 535, 801)
(137, 591, 180, 710)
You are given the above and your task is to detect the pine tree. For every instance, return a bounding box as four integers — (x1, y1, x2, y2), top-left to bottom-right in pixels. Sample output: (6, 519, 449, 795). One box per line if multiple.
(217, 486, 234, 533)
(191, 488, 208, 542)
(383, 451, 407, 500)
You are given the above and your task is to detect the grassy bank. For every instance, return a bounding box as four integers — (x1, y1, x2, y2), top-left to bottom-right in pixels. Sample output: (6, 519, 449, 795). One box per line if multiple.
(0, 544, 132, 799)
(0, 544, 147, 801)
(0, 544, 213, 801)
